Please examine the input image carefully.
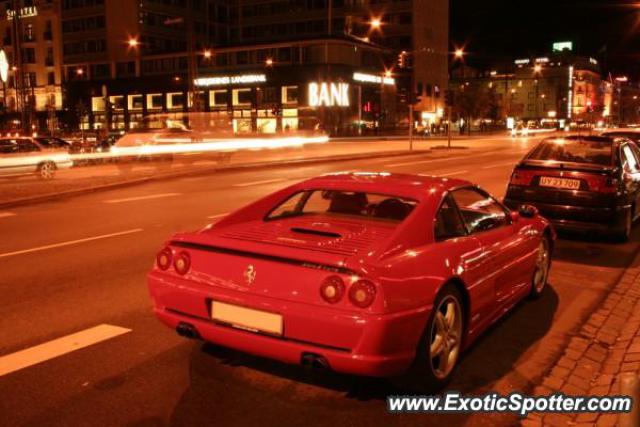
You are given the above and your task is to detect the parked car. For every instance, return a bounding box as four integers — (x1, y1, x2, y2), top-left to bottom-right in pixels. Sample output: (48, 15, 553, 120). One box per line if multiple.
(0, 137, 73, 179)
(601, 130, 640, 144)
(504, 135, 640, 241)
(148, 173, 554, 389)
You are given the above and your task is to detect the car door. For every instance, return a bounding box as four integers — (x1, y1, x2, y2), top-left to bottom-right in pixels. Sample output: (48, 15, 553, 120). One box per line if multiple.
(433, 194, 495, 335)
(450, 187, 528, 312)
(0, 139, 23, 175)
(622, 142, 640, 220)
(16, 138, 43, 173)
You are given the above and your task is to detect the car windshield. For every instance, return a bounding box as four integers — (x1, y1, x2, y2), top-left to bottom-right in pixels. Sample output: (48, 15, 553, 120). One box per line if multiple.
(267, 190, 418, 223)
(527, 138, 614, 166)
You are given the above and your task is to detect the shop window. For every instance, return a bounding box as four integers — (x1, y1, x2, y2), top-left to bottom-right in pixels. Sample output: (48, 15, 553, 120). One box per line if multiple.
(128, 94, 143, 110)
(233, 88, 252, 106)
(257, 118, 276, 133)
(147, 93, 163, 110)
(92, 96, 105, 112)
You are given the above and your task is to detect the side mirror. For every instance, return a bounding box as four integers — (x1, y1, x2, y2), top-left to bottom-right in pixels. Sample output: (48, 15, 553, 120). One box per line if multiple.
(510, 211, 520, 223)
(518, 204, 539, 219)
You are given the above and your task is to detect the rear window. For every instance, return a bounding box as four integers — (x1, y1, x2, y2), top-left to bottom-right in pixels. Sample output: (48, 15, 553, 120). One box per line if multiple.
(527, 139, 613, 166)
(266, 190, 418, 223)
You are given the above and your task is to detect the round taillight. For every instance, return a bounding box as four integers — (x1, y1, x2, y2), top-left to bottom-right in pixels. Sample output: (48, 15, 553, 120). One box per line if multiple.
(173, 251, 191, 275)
(348, 280, 376, 308)
(156, 247, 172, 270)
(320, 275, 345, 304)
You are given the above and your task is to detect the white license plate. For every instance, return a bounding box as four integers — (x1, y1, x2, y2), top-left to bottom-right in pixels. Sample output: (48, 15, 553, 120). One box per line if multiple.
(211, 301, 283, 336)
(539, 176, 581, 190)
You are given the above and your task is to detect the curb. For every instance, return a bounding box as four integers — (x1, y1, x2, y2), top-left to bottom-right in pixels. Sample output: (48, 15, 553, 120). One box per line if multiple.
(521, 248, 640, 427)
(0, 149, 429, 209)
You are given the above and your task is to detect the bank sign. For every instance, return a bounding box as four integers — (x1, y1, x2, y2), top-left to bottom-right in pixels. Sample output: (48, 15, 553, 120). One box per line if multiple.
(308, 82, 350, 108)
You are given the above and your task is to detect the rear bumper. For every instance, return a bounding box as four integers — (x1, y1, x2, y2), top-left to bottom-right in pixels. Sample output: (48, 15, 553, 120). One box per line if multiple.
(148, 272, 428, 377)
(504, 197, 629, 233)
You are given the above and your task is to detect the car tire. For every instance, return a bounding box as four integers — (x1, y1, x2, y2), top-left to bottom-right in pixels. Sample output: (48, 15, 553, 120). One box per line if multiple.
(401, 284, 465, 393)
(529, 237, 551, 299)
(37, 161, 56, 180)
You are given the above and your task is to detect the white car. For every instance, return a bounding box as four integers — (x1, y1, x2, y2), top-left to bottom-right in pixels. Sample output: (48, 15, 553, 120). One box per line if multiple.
(0, 137, 73, 179)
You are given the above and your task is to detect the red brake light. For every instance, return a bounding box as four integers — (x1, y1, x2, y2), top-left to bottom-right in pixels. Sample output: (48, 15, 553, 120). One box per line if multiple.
(156, 247, 172, 270)
(173, 251, 191, 275)
(509, 169, 535, 186)
(348, 280, 376, 308)
(320, 275, 346, 304)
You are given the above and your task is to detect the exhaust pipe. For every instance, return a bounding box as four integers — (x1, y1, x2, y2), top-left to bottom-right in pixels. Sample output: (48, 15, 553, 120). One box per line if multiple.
(301, 353, 330, 371)
(176, 322, 200, 339)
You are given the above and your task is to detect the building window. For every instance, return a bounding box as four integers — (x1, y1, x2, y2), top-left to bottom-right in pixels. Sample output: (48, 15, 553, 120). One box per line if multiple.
(233, 88, 252, 106)
(167, 92, 184, 110)
(146, 93, 163, 110)
(24, 24, 35, 42)
(281, 86, 298, 104)
(21, 48, 36, 64)
(47, 72, 55, 85)
(209, 90, 228, 108)
(128, 94, 143, 110)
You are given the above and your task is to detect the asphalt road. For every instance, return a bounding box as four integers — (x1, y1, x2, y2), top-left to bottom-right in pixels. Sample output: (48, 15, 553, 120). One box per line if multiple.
(1, 138, 638, 427)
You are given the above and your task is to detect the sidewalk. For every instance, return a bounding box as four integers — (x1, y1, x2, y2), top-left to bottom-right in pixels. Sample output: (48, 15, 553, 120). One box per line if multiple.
(522, 252, 640, 427)
(0, 134, 513, 208)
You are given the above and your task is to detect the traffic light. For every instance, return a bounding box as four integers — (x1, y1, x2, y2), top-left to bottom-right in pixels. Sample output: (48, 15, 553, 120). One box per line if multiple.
(445, 90, 455, 107)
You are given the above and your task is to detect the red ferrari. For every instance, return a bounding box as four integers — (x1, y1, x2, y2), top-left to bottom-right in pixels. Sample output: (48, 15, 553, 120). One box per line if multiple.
(148, 173, 554, 388)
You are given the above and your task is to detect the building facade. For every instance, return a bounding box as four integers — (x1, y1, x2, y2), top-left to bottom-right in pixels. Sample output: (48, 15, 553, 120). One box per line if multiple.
(0, 0, 449, 135)
(450, 48, 609, 127)
(0, 0, 63, 133)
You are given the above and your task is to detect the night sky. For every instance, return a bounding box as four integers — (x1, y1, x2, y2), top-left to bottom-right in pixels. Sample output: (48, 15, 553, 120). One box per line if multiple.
(450, 0, 640, 77)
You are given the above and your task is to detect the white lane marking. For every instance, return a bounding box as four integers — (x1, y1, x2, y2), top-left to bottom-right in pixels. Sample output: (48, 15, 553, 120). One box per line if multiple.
(207, 212, 229, 220)
(0, 324, 131, 377)
(0, 212, 16, 218)
(104, 193, 181, 204)
(482, 161, 518, 169)
(439, 170, 469, 177)
(233, 178, 286, 188)
(0, 228, 143, 259)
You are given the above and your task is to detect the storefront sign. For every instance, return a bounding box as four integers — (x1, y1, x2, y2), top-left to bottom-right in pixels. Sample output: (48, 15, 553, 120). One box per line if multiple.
(7, 6, 37, 20)
(553, 41, 573, 52)
(194, 74, 267, 87)
(308, 82, 350, 107)
(353, 72, 395, 86)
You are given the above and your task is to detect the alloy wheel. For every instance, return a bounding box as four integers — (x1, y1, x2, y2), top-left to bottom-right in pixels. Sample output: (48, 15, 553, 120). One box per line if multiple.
(429, 295, 463, 380)
(533, 239, 550, 293)
(39, 162, 55, 179)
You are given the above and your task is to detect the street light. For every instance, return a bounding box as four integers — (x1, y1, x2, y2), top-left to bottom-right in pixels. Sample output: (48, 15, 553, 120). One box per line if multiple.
(203, 50, 212, 59)
(76, 68, 84, 76)
(370, 17, 382, 30)
(265, 58, 273, 67)
(127, 37, 139, 48)
(454, 48, 465, 60)
(534, 64, 542, 73)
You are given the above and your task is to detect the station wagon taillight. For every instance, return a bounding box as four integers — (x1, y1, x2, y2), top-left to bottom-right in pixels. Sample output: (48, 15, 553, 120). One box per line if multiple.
(509, 169, 536, 186)
(320, 275, 345, 304)
(173, 251, 191, 275)
(156, 247, 172, 271)
(348, 280, 376, 308)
